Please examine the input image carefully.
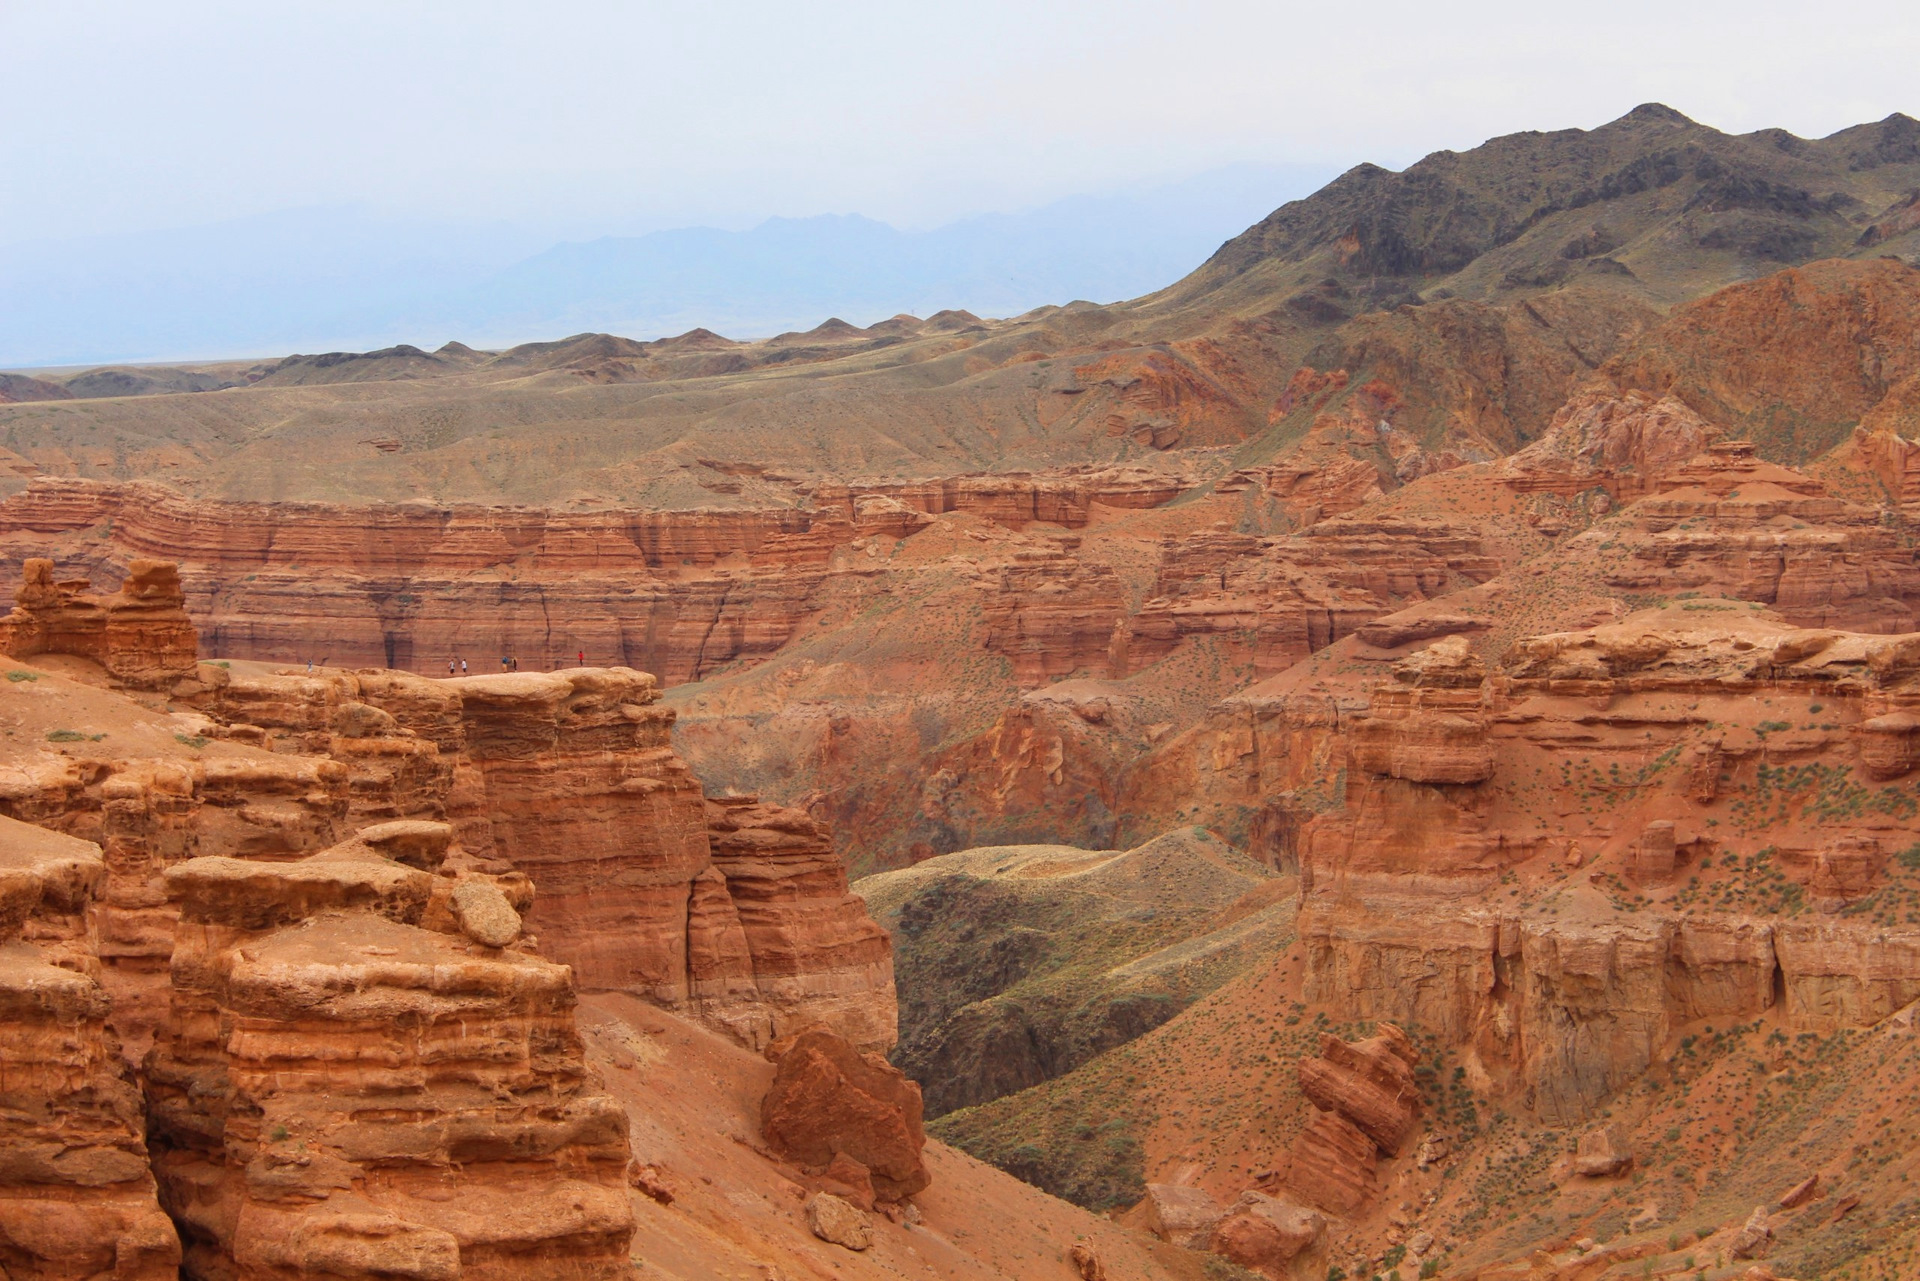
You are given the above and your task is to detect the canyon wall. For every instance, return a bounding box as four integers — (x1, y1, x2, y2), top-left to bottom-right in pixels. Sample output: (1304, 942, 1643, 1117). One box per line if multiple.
(0, 814, 180, 1281)
(0, 469, 1185, 681)
(145, 820, 637, 1281)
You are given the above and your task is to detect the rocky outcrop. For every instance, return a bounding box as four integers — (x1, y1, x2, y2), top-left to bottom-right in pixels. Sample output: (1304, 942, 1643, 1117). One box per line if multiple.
(0, 814, 179, 1281)
(1596, 441, 1920, 633)
(1499, 390, 1722, 503)
(1347, 636, 1492, 785)
(0, 559, 198, 689)
(979, 547, 1127, 685)
(1140, 1183, 1224, 1249)
(1120, 518, 1500, 679)
(0, 720, 355, 1048)
(1285, 1025, 1420, 1216)
(146, 821, 635, 1281)
(760, 1029, 930, 1204)
(1209, 1194, 1327, 1281)
(429, 668, 711, 1001)
(181, 664, 900, 1052)
(822, 465, 1186, 529)
(1297, 606, 1920, 1123)
(698, 795, 895, 1051)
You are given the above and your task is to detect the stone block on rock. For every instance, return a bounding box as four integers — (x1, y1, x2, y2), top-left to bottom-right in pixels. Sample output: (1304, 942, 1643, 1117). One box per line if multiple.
(1731, 1205, 1773, 1259)
(449, 875, 522, 947)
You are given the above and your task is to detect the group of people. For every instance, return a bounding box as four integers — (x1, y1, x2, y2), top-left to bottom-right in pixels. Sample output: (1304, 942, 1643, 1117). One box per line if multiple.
(442, 650, 590, 677)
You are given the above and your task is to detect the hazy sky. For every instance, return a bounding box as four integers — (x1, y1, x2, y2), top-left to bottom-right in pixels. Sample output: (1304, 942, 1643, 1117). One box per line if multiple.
(4, 0, 1918, 245)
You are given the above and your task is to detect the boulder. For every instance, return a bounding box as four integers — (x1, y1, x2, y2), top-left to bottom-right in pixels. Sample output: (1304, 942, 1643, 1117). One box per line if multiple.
(1574, 1123, 1634, 1177)
(760, 1029, 929, 1201)
(449, 875, 521, 946)
(805, 1193, 872, 1251)
(1210, 1194, 1327, 1280)
(1295, 1024, 1422, 1154)
(1068, 1242, 1107, 1280)
(1730, 1206, 1773, 1259)
(1777, 1173, 1820, 1208)
(1140, 1183, 1223, 1249)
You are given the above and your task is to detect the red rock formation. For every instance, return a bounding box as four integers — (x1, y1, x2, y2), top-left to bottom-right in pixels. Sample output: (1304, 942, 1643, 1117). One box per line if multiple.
(1120, 518, 1500, 679)
(0, 558, 198, 689)
(0, 815, 179, 1281)
(1606, 441, 1920, 633)
(1498, 389, 1722, 502)
(1296, 607, 1920, 1123)
(146, 821, 635, 1281)
(980, 547, 1127, 685)
(1347, 636, 1493, 786)
(0, 695, 355, 1048)
(699, 795, 896, 1051)
(1284, 1026, 1419, 1217)
(1208, 1194, 1326, 1281)
(0, 470, 1188, 684)
(760, 1028, 930, 1203)
(824, 465, 1186, 528)
(179, 664, 900, 1052)
(1295, 1023, 1422, 1155)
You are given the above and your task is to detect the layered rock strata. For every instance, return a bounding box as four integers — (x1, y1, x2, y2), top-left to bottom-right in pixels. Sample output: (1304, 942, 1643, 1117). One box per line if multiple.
(0, 471, 1186, 683)
(0, 814, 179, 1281)
(1301, 609, 1920, 1122)
(0, 558, 198, 689)
(184, 662, 897, 1052)
(1285, 1025, 1420, 1216)
(1119, 518, 1499, 679)
(145, 821, 636, 1281)
(696, 795, 895, 1051)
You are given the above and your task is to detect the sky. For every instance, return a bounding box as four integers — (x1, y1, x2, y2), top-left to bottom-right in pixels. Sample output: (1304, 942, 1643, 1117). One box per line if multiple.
(6, 0, 1919, 248)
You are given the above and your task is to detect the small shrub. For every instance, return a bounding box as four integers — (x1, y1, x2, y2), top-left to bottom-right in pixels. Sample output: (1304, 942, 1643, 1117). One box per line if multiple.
(45, 729, 102, 742)
(6, 670, 37, 682)
(175, 733, 210, 750)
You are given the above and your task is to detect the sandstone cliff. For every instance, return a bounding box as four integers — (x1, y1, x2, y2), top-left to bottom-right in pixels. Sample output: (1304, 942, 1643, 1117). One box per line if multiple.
(0, 814, 179, 1281)
(146, 820, 638, 1281)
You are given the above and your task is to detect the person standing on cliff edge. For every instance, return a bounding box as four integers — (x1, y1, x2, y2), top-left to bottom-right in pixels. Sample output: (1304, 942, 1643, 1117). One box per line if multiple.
(578, 649, 585, 667)
(460, 658, 468, 675)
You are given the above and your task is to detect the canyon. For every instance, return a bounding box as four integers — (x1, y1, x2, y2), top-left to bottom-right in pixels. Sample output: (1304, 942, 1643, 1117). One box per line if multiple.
(6, 105, 1920, 1279)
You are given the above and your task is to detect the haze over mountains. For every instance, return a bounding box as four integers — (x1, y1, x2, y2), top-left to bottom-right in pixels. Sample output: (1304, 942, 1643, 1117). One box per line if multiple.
(0, 162, 1336, 368)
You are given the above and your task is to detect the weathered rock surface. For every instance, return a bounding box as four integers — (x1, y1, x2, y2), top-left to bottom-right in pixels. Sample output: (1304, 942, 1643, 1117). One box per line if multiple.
(760, 1029, 930, 1203)
(1285, 1025, 1420, 1216)
(182, 661, 898, 1050)
(804, 1192, 873, 1250)
(146, 821, 636, 1281)
(0, 558, 198, 689)
(1573, 1122, 1634, 1177)
(0, 814, 180, 1281)
(1140, 1183, 1224, 1249)
(699, 795, 895, 1050)
(1208, 1194, 1326, 1281)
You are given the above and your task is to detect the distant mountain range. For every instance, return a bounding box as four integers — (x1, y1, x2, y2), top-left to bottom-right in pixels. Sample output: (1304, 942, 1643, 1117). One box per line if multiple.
(0, 164, 1337, 368)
